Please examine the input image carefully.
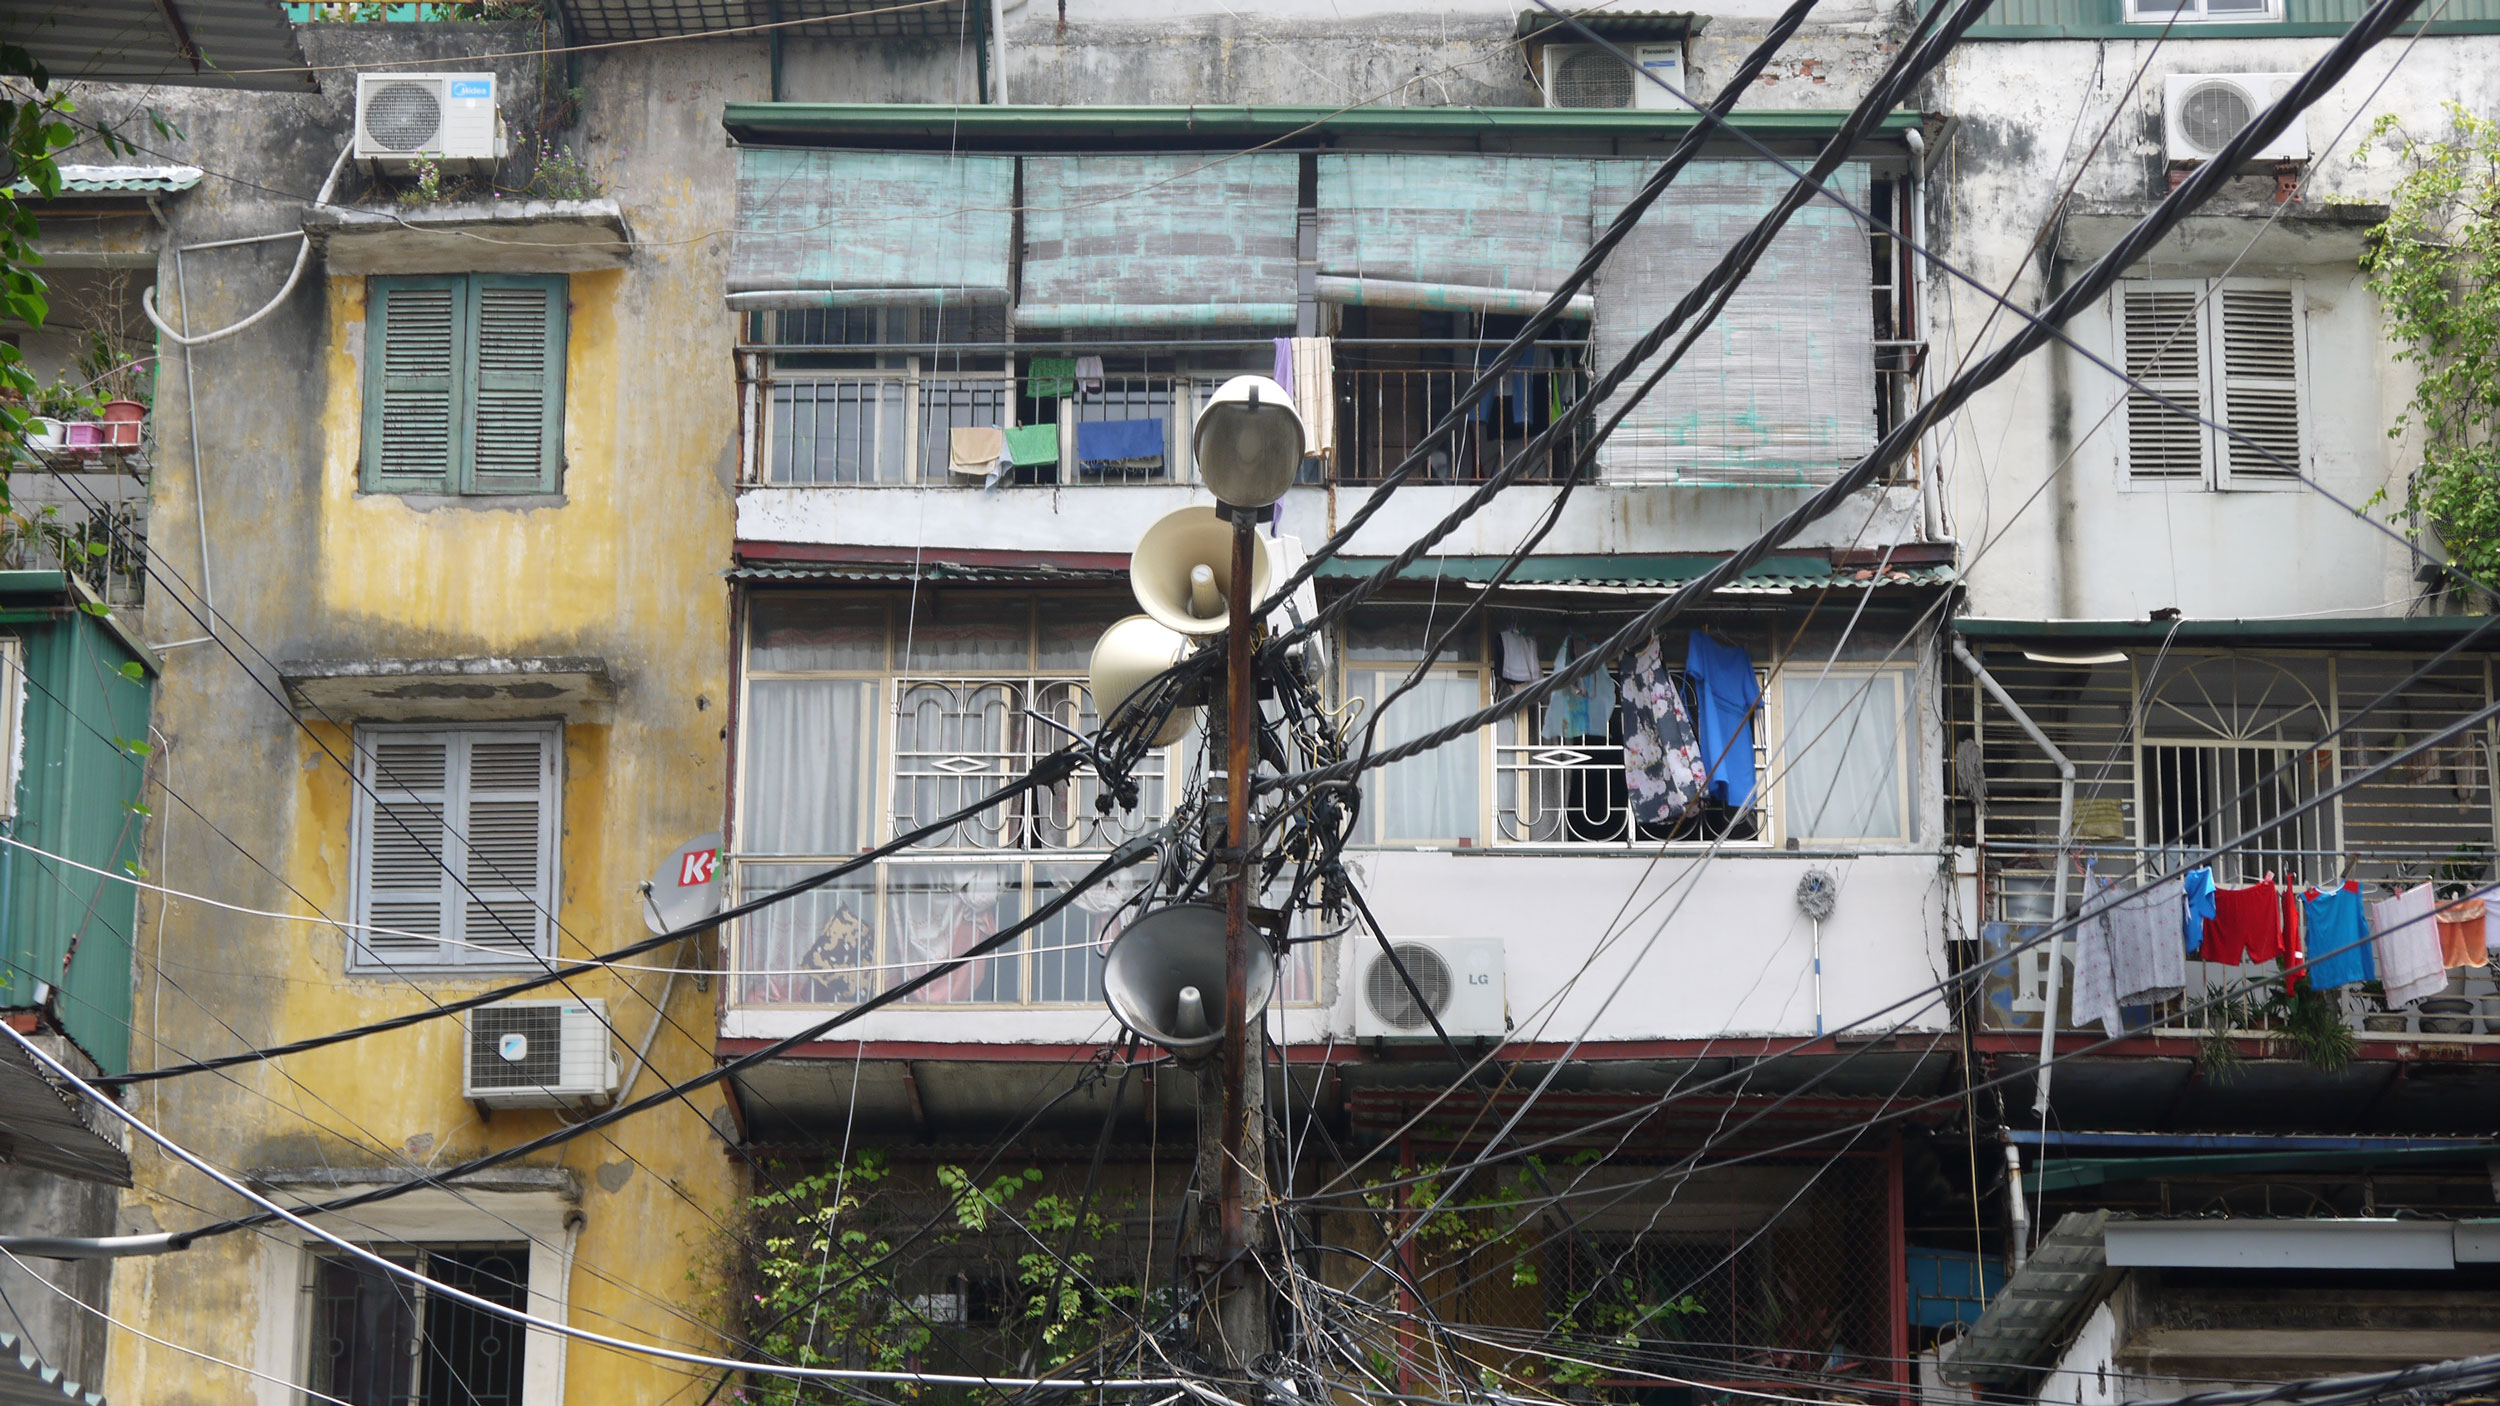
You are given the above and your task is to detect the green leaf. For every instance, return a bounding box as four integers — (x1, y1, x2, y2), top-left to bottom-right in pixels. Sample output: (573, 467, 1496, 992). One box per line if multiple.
(77, 601, 109, 617)
(118, 661, 143, 681)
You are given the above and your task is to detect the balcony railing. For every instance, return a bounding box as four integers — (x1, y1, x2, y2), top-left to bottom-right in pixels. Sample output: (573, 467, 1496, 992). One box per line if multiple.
(1330, 363, 1584, 485)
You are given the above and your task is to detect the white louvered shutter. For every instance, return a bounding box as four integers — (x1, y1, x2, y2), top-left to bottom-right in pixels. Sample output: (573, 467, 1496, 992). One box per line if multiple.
(466, 276, 567, 494)
(2216, 284, 2304, 486)
(2119, 284, 2208, 483)
(365, 279, 463, 493)
(455, 732, 556, 963)
(358, 736, 455, 966)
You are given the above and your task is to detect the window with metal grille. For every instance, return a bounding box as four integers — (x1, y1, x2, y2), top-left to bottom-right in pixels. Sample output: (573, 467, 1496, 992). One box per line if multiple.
(350, 725, 560, 970)
(2115, 278, 2305, 489)
(363, 274, 567, 496)
(308, 1243, 529, 1406)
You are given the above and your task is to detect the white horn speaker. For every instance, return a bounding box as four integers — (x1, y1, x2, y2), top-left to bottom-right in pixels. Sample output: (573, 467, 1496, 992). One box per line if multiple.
(1089, 614, 1198, 747)
(1193, 373, 1307, 510)
(1101, 903, 1275, 1060)
(1131, 505, 1273, 638)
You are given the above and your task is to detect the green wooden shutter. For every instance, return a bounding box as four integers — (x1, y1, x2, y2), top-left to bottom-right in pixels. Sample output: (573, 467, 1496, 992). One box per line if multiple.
(362, 276, 465, 493)
(465, 275, 567, 494)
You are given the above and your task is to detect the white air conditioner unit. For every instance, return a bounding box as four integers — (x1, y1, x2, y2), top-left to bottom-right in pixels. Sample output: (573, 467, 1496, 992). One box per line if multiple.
(1354, 937, 1507, 1040)
(354, 72, 508, 171)
(1540, 42, 1685, 111)
(463, 999, 618, 1109)
(2163, 74, 2307, 165)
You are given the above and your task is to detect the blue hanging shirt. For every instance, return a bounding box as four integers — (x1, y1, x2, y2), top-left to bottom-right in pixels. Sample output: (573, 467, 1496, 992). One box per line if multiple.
(2299, 882, 2376, 989)
(2182, 866, 2218, 955)
(1684, 631, 1760, 808)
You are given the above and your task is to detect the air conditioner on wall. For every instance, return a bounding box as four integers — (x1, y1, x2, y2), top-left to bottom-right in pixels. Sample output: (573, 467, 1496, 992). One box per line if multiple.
(354, 72, 509, 171)
(1539, 42, 1686, 110)
(1354, 937, 1508, 1040)
(463, 1000, 619, 1109)
(2163, 73, 2308, 165)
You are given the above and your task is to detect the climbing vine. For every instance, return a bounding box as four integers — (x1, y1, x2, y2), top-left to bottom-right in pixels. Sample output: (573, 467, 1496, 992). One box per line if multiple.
(2360, 103, 2500, 587)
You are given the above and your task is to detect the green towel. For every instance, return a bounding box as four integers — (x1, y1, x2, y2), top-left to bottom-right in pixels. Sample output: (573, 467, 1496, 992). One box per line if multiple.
(1005, 423, 1060, 466)
(1026, 356, 1077, 400)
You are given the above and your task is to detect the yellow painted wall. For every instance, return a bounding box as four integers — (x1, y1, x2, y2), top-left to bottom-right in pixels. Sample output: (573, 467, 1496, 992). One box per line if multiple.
(105, 33, 768, 1406)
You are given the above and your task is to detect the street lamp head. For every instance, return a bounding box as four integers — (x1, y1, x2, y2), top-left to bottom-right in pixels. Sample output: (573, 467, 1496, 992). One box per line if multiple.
(1191, 374, 1306, 510)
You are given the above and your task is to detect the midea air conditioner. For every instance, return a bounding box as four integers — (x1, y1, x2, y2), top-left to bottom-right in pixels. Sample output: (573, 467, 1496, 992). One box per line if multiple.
(354, 72, 509, 170)
(1540, 42, 1685, 111)
(1355, 937, 1507, 1040)
(463, 999, 618, 1109)
(2163, 74, 2307, 165)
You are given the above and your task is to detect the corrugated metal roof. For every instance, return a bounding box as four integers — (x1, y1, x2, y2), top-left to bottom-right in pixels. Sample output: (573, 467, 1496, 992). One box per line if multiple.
(729, 562, 1125, 584)
(1516, 8, 1704, 38)
(723, 104, 1925, 149)
(0, 1332, 105, 1406)
(1313, 554, 1955, 594)
(15, 165, 204, 196)
(0, 1043, 131, 1188)
(15, 0, 314, 90)
(554, 0, 977, 42)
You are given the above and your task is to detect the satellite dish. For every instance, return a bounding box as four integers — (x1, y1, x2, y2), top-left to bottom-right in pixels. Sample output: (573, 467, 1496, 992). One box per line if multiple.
(644, 832, 724, 935)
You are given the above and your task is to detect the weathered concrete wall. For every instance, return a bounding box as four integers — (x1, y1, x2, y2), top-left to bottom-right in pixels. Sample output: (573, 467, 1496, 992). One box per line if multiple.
(1004, 0, 1914, 109)
(1933, 36, 2500, 623)
(62, 22, 760, 1405)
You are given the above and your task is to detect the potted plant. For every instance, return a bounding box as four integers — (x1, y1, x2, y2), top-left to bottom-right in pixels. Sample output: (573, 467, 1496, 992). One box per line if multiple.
(73, 330, 150, 449)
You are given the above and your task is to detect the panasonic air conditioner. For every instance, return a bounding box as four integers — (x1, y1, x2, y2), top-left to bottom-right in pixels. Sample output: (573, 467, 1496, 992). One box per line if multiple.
(2163, 74, 2307, 165)
(354, 72, 509, 171)
(1354, 937, 1507, 1040)
(1539, 42, 1685, 111)
(463, 999, 618, 1109)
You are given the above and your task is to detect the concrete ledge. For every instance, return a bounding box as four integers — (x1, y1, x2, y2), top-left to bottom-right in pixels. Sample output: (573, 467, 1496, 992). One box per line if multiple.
(278, 656, 615, 722)
(2056, 198, 2390, 269)
(247, 1165, 581, 1201)
(304, 197, 632, 274)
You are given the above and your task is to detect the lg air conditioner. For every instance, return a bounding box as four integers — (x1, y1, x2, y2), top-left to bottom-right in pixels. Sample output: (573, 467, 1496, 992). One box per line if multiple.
(354, 72, 509, 171)
(463, 999, 619, 1109)
(1354, 937, 1508, 1040)
(1539, 42, 1685, 111)
(2163, 74, 2308, 165)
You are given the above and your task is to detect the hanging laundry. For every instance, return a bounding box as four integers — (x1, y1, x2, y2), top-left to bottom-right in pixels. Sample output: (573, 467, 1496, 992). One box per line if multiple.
(2298, 882, 2375, 989)
(1498, 627, 1541, 685)
(1619, 636, 1709, 826)
(2182, 866, 2218, 956)
(1026, 355, 1077, 400)
(2203, 881, 2285, 965)
(2071, 877, 2126, 1038)
(2111, 874, 2187, 1008)
(1684, 631, 1761, 809)
(1272, 337, 1294, 396)
(1004, 423, 1061, 467)
(1289, 338, 1336, 464)
(948, 425, 1006, 477)
(2370, 881, 2447, 1007)
(1473, 344, 1533, 426)
(2280, 881, 2306, 966)
(1074, 418, 1165, 472)
(1540, 635, 1616, 741)
(1073, 355, 1106, 395)
(2437, 893, 2488, 969)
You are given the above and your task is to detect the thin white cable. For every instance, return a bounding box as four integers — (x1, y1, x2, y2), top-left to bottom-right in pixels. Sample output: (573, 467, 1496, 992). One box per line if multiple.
(139, 142, 353, 348)
(3, 1007, 1192, 1392)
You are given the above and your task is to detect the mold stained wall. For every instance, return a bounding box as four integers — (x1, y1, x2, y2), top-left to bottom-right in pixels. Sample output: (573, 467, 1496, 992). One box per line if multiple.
(995, 0, 1909, 109)
(85, 25, 792, 1406)
(1932, 36, 2500, 622)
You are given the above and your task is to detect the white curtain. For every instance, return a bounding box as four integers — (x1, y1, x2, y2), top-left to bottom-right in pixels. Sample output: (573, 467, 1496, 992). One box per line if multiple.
(1360, 671, 1481, 844)
(1780, 671, 1906, 841)
(743, 679, 872, 855)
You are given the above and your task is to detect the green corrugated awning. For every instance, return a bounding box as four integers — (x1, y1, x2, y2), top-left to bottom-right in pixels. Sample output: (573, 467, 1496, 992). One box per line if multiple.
(1956, 615, 2500, 646)
(722, 104, 1924, 150)
(1315, 554, 1954, 591)
(1517, 8, 1704, 38)
(2028, 1144, 2500, 1197)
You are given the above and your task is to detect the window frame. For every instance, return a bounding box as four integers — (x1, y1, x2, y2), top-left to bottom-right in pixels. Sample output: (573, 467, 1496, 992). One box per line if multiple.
(2122, 0, 2284, 23)
(361, 272, 569, 497)
(2111, 275, 2308, 493)
(347, 721, 564, 973)
(1772, 664, 1917, 846)
(729, 593, 1220, 1011)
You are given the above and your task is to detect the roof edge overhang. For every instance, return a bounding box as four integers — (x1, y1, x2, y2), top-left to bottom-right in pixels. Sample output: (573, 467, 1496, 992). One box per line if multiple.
(721, 102, 1926, 152)
(1955, 614, 2500, 647)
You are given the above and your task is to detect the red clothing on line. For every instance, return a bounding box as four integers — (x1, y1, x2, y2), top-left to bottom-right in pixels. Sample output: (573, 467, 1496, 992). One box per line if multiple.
(2206, 882, 2284, 965)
